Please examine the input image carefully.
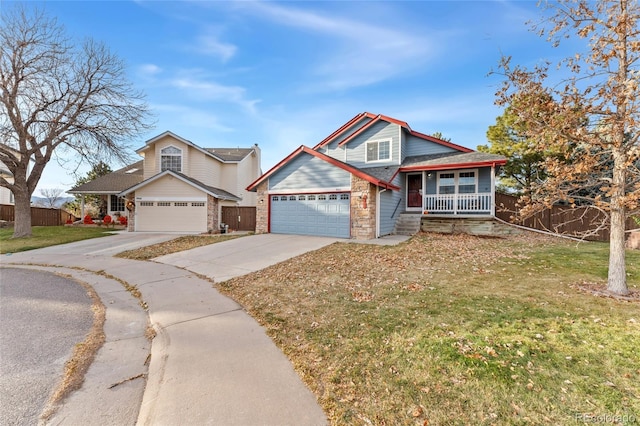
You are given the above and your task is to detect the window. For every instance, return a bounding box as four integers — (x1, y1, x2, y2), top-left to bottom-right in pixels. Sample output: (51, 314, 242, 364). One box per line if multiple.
(329, 194, 337, 200)
(174, 202, 188, 207)
(158, 201, 171, 206)
(192, 202, 205, 207)
(437, 171, 477, 195)
(140, 201, 154, 207)
(318, 194, 327, 200)
(272, 196, 279, 201)
(298, 195, 306, 201)
(458, 172, 476, 194)
(110, 195, 125, 212)
(308, 195, 316, 201)
(366, 139, 391, 162)
(340, 194, 349, 200)
(289, 195, 296, 201)
(438, 173, 455, 195)
(160, 146, 182, 172)
(280, 196, 288, 201)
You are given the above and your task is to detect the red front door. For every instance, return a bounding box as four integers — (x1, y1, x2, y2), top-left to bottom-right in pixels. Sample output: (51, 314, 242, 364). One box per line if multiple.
(407, 174, 422, 208)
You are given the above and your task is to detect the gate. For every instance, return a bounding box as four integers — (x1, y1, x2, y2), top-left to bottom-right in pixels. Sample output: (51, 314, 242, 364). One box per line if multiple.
(221, 206, 256, 231)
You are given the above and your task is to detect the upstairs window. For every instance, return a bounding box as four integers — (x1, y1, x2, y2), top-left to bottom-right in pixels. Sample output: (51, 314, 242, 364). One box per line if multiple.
(366, 139, 391, 162)
(161, 146, 182, 172)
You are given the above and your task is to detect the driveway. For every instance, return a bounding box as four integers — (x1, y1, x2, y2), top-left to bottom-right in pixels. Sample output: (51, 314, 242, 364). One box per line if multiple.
(152, 233, 341, 282)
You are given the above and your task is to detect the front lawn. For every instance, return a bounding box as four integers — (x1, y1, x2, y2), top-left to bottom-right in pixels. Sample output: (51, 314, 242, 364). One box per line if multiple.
(218, 232, 640, 425)
(0, 226, 115, 254)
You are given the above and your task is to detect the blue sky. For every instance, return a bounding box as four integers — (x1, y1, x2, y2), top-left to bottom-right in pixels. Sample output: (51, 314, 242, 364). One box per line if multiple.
(22, 0, 582, 193)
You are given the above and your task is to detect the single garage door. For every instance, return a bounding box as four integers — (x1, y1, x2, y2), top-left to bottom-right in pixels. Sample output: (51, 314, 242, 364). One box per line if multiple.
(270, 193, 350, 238)
(136, 201, 207, 232)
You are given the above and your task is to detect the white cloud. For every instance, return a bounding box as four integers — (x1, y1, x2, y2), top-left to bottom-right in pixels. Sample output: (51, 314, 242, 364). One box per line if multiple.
(152, 103, 235, 133)
(193, 33, 237, 62)
(170, 75, 261, 114)
(137, 63, 163, 78)
(239, 2, 436, 91)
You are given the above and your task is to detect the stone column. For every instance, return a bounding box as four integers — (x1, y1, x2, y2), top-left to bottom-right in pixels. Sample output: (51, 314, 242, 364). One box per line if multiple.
(255, 181, 269, 234)
(207, 195, 219, 233)
(350, 176, 377, 240)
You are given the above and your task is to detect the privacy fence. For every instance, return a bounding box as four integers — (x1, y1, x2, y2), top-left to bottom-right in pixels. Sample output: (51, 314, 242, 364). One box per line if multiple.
(494, 193, 639, 242)
(0, 204, 78, 227)
(221, 206, 256, 232)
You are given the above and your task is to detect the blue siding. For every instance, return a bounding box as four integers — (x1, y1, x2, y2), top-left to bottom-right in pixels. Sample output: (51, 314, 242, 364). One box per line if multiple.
(379, 174, 403, 236)
(323, 117, 372, 160)
(404, 134, 458, 158)
(345, 121, 400, 169)
(425, 172, 437, 195)
(478, 167, 491, 193)
(269, 153, 350, 191)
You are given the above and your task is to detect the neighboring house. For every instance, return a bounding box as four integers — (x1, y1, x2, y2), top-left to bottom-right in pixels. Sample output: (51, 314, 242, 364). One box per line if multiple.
(69, 131, 261, 233)
(247, 112, 506, 239)
(0, 160, 14, 204)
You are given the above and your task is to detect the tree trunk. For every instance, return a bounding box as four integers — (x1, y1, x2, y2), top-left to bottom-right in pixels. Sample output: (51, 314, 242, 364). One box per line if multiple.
(12, 188, 33, 238)
(607, 149, 629, 296)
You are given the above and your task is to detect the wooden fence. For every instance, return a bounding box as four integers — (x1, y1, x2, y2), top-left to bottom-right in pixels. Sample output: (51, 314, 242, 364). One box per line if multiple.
(495, 193, 639, 241)
(0, 204, 78, 226)
(221, 206, 256, 232)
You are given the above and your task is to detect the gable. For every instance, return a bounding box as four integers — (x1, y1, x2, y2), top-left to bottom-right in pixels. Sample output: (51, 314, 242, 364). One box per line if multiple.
(341, 120, 400, 168)
(269, 151, 351, 192)
(136, 173, 207, 199)
(403, 132, 459, 157)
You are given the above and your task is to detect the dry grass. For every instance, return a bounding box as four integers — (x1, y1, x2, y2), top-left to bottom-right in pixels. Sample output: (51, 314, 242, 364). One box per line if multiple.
(115, 234, 246, 260)
(218, 232, 640, 425)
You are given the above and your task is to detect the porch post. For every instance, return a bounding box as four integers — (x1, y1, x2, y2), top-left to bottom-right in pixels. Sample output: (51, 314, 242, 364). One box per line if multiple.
(490, 165, 496, 217)
(81, 195, 85, 219)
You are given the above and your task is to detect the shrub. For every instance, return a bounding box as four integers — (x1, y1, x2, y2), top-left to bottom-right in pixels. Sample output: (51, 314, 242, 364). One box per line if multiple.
(65, 218, 73, 224)
(118, 216, 127, 226)
(103, 215, 112, 225)
(83, 214, 94, 225)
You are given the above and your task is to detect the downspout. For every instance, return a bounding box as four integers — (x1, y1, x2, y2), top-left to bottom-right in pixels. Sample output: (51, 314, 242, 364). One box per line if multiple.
(491, 163, 496, 217)
(81, 195, 85, 219)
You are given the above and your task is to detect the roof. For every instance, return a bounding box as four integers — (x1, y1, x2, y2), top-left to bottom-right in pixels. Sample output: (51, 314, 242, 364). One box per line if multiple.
(136, 131, 255, 163)
(68, 161, 144, 194)
(314, 112, 473, 153)
(204, 148, 255, 162)
(400, 152, 507, 171)
(118, 169, 241, 201)
(246, 146, 401, 192)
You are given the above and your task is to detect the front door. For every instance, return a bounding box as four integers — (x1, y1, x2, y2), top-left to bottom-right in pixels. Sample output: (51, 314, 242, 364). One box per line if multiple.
(407, 174, 422, 208)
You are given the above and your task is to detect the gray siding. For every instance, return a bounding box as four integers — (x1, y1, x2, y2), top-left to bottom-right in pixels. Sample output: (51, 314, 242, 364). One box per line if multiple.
(345, 121, 401, 169)
(403, 134, 458, 158)
(269, 152, 350, 191)
(478, 167, 491, 193)
(323, 117, 372, 160)
(379, 174, 403, 236)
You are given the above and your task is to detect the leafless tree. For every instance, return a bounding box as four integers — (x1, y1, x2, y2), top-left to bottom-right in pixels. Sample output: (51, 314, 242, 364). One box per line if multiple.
(37, 187, 65, 208)
(0, 5, 152, 238)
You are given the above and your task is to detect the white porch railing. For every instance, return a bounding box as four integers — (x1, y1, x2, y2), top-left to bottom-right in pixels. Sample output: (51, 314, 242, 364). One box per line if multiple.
(423, 193, 493, 215)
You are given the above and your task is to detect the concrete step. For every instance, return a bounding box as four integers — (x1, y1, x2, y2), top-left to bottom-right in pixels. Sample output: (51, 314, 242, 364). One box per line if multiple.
(394, 213, 422, 236)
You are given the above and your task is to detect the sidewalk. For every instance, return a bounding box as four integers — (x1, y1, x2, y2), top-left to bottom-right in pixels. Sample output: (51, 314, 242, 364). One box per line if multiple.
(2, 233, 409, 425)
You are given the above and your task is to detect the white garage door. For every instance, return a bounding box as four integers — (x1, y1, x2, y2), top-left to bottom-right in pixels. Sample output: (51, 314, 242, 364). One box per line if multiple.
(270, 193, 350, 238)
(136, 201, 207, 232)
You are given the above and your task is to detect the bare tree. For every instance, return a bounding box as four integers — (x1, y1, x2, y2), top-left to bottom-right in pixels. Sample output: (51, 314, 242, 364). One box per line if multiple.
(494, 0, 640, 295)
(37, 187, 65, 208)
(0, 5, 152, 238)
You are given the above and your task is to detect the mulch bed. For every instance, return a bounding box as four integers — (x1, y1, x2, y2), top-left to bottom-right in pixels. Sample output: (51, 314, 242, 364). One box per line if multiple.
(572, 281, 640, 303)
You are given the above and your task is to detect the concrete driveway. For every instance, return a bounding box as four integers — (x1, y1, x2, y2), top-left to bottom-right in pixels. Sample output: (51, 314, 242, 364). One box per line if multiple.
(153, 233, 341, 282)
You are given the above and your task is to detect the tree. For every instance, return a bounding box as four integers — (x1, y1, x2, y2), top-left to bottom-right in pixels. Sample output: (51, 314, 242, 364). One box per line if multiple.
(0, 6, 151, 238)
(494, 0, 640, 295)
(66, 161, 113, 216)
(430, 132, 451, 142)
(478, 104, 548, 195)
(37, 187, 65, 208)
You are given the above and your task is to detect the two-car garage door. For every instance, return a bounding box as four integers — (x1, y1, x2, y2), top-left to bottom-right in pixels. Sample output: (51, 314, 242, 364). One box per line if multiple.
(136, 200, 207, 232)
(270, 193, 350, 238)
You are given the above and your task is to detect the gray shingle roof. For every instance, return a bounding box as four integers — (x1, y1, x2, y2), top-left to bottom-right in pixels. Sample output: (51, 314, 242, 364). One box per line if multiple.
(173, 172, 242, 201)
(402, 152, 506, 168)
(204, 148, 255, 162)
(68, 161, 144, 194)
(359, 165, 400, 183)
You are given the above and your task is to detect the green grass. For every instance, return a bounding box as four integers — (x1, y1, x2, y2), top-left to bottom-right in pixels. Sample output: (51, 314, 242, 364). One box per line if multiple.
(0, 226, 115, 253)
(218, 233, 640, 425)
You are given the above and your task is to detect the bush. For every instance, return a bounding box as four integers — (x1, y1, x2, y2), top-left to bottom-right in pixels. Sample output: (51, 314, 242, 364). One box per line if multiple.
(65, 218, 74, 224)
(118, 216, 127, 226)
(103, 215, 112, 225)
(83, 214, 94, 225)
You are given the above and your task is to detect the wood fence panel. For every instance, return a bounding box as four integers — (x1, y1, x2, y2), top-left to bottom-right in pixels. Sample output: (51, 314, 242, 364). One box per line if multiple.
(0, 204, 77, 226)
(494, 193, 638, 241)
(221, 206, 256, 232)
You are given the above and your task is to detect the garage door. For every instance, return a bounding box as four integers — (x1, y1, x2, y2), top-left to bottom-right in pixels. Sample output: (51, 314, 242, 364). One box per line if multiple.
(136, 201, 207, 232)
(270, 193, 350, 238)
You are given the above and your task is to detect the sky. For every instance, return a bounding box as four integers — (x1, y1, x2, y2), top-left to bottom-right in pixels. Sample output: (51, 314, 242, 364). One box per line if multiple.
(10, 0, 586, 194)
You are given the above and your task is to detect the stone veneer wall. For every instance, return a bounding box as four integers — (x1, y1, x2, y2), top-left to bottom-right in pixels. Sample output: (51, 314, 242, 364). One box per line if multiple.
(350, 175, 376, 240)
(126, 193, 135, 232)
(207, 194, 219, 233)
(255, 181, 269, 234)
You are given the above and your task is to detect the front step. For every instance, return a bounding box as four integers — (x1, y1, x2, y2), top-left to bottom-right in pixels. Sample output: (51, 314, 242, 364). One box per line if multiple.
(420, 217, 523, 237)
(394, 213, 423, 236)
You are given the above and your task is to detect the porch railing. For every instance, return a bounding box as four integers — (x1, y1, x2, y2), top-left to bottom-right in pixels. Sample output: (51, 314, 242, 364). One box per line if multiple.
(423, 193, 493, 215)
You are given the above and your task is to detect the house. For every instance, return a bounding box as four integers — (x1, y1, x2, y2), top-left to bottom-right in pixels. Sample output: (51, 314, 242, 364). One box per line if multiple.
(0, 160, 14, 205)
(69, 131, 261, 233)
(246, 112, 506, 239)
